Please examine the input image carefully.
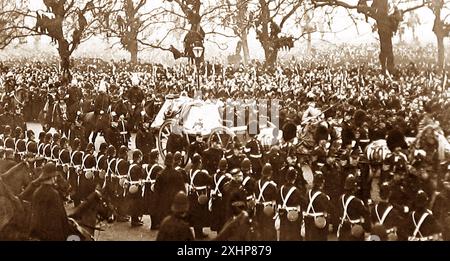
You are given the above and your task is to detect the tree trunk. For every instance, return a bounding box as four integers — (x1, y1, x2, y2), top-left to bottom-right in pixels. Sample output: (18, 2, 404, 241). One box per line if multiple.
(263, 44, 278, 68)
(58, 39, 72, 84)
(377, 27, 394, 74)
(241, 33, 250, 65)
(129, 38, 138, 64)
(437, 34, 445, 71)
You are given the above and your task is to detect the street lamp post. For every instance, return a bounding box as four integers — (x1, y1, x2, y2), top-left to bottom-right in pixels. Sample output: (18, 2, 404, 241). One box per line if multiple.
(193, 45, 204, 95)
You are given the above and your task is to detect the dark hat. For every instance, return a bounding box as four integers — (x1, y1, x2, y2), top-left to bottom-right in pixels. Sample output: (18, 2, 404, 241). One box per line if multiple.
(192, 153, 202, 165)
(149, 149, 159, 160)
(386, 128, 408, 151)
(107, 145, 116, 156)
(171, 191, 190, 213)
(371, 224, 388, 241)
(218, 158, 228, 171)
(173, 151, 183, 163)
(39, 162, 58, 181)
(344, 174, 357, 190)
(286, 167, 297, 182)
(241, 158, 251, 171)
(99, 142, 108, 153)
(164, 152, 174, 166)
(282, 122, 297, 141)
(261, 163, 273, 177)
(379, 182, 391, 200)
(414, 190, 429, 209)
(313, 171, 325, 186)
(132, 149, 143, 160)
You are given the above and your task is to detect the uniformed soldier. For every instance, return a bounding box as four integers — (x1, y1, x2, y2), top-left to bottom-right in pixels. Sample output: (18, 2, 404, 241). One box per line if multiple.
(143, 149, 163, 227)
(174, 151, 188, 185)
(115, 145, 130, 220)
(78, 143, 97, 202)
(210, 158, 232, 232)
(187, 153, 213, 239)
(370, 182, 406, 241)
(69, 138, 84, 206)
(189, 134, 207, 162)
(337, 174, 370, 241)
(277, 167, 303, 241)
(127, 149, 146, 227)
(203, 135, 223, 176)
(117, 114, 131, 147)
(244, 122, 263, 180)
(432, 172, 450, 240)
(406, 190, 442, 241)
(69, 111, 87, 149)
(303, 171, 331, 241)
(135, 120, 155, 163)
(226, 142, 244, 171)
(255, 163, 277, 241)
(240, 158, 257, 213)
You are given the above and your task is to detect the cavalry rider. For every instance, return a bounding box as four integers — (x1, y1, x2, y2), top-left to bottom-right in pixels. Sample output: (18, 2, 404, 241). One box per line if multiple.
(94, 77, 111, 119)
(369, 182, 406, 240)
(406, 190, 442, 241)
(210, 158, 232, 233)
(337, 174, 370, 241)
(187, 153, 213, 239)
(127, 149, 146, 227)
(303, 171, 331, 241)
(255, 163, 278, 241)
(244, 121, 263, 180)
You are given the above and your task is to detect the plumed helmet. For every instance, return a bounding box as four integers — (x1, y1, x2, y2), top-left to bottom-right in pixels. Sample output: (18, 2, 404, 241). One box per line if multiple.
(282, 121, 297, 142)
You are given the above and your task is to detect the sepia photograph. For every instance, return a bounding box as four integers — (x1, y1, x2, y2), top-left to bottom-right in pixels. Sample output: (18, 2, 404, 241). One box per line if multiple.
(0, 0, 449, 244)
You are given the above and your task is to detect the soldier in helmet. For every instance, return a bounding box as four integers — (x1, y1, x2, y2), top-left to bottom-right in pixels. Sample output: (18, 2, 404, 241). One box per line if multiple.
(240, 158, 257, 212)
(370, 182, 407, 241)
(255, 163, 277, 241)
(406, 190, 442, 241)
(203, 134, 223, 176)
(95, 143, 108, 184)
(337, 174, 370, 241)
(226, 142, 244, 171)
(69, 111, 87, 150)
(174, 151, 188, 185)
(187, 153, 213, 239)
(69, 138, 84, 206)
(210, 158, 232, 232)
(78, 143, 96, 202)
(189, 133, 207, 162)
(128, 149, 146, 227)
(244, 121, 263, 180)
(277, 167, 303, 241)
(115, 145, 130, 220)
(136, 119, 155, 163)
(157, 191, 194, 241)
(303, 171, 331, 241)
(154, 152, 187, 229)
(143, 149, 164, 228)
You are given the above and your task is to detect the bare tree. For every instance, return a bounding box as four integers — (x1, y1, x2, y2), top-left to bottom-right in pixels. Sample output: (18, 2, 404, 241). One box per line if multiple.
(429, 0, 450, 70)
(253, 0, 305, 68)
(100, 0, 164, 63)
(313, 0, 426, 74)
(0, 0, 110, 81)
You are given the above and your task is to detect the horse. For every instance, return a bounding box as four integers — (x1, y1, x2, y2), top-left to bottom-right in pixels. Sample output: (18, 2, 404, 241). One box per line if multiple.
(0, 161, 34, 196)
(82, 111, 111, 144)
(66, 189, 115, 241)
(0, 159, 19, 174)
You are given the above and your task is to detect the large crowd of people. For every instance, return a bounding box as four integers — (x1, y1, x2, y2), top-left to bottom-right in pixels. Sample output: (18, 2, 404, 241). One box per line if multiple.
(0, 43, 449, 241)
